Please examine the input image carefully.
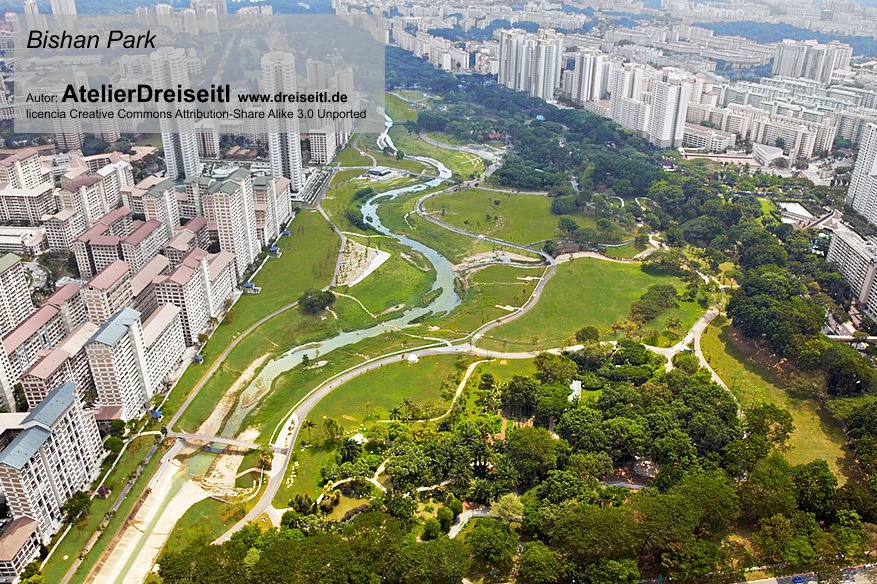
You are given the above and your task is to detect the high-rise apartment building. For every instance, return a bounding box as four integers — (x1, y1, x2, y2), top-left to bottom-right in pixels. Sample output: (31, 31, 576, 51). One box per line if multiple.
(0, 254, 34, 338)
(561, 48, 610, 106)
(772, 39, 853, 84)
(202, 169, 259, 281)
(85, 308, 150, 421)
(48, 0, 76, 14)
(150, 48, 201, 180)
(0, 382, 102, 540)
(497, 29, 564, 100)
(647, 68, 694, 148)
(847, 123, 877, 226)
(261, 52, 303, 191)
(82, 260, 133, 326)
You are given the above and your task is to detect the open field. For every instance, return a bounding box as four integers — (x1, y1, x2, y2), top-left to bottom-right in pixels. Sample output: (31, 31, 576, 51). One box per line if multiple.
(388, 127, 484, 180)
(377, 191, 540, 265)
(439, 264, 545, 334)
(477, 258, 698, 352)
(163, 492, 258, 553)
(341, 242, 436, 315)
(424, 190, 597, 246)
(602, 242, 644, 260)
(239, 330, 429, 441)
(385, 92, 419, 121)
(333, 146, 372, 167)
(165, 210, 341, 429)
(701, 323, 852, 481)
(307, 354, 464, 425)
(273, 354, 466, 505)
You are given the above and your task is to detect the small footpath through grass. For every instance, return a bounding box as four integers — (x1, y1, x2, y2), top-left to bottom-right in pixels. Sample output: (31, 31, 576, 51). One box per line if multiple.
(423, 189, 599, 246)
(478, 258, 701, 352)
(701, 323, 853, 481)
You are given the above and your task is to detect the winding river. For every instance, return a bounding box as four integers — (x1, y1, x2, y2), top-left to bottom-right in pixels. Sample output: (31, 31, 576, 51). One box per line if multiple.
(98, 112, 476, 584)
(218, 114, 461, 439)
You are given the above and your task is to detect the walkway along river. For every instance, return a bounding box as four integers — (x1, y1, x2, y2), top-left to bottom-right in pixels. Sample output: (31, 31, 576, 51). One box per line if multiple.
(91, 112, 513, 584)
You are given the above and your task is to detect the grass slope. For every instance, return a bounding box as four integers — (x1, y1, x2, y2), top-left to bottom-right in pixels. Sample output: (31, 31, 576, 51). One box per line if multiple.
(477, 258, 697, 351)
(701, 323, 852, 481)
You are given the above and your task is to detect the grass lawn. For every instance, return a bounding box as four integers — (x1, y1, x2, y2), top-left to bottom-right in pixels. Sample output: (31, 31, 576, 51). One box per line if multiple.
(641, 297, 705, 348)
(240, 330, 427, 441)
(423, 189, 594, 246)
(333, 147, 371, 167)
(377, 191, 539, 265)
(439, 264, 545, 334)
(388, 126, 484, 180)
(341, 242, 436, 314)
(275, 445, 336, 505)
(477, 258, 697, 352)
(701, 323, 853, 481)
(603, 243, 644, 260)
(272, 354, 467, 506)
(166, 210, 341, 430)
(480, 358, 537, 381)
(307, 354, 464, 426)
(385, 93, 418, 121)
(163, 496, 253, 553)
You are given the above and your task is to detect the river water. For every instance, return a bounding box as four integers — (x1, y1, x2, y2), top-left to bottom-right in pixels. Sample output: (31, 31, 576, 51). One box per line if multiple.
(218, 114, 460, 439)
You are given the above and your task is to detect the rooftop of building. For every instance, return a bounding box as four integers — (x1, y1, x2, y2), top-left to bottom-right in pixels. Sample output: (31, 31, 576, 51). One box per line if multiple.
(86, 260, 130, 291)
(0, 517, 39, 561)
(123, 219, 163, 246)
(181, 247, 208, 268)
(45, 282, 81, 307)
(131, 255, 170, 296)
(156, 263, 196, 287)
(23, 382, 77, 430)
(0, 253, 21, 273)
(3, 305, 60, 354)
(87, 307, 141, 347)
(164, 230, 195, 252)
(0, 426, 51, 470)
(0, 182, 54, 196)
(142, 304, 181, 347)
(43, 207, 81, 222)
(97, 206, 133, 227)
(184, 176, 215, 187)
(22, 347, 71, 381)
(147, 179, 176, 197)
(208, 251, 235, 279)
(0, 148, 38, 167)
(62, 175, 102, 191)
(89, 234, 121, 247)
(134, 175, 165, 190)
(182, 215, 207, 232)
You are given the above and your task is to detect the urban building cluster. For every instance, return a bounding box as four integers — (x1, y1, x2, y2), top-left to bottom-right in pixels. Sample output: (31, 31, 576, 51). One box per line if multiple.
(0, 135, 300, 577)
(0, 3, 374, 575)
(827, 123, 877, 322)
(334, 0, 877, 159)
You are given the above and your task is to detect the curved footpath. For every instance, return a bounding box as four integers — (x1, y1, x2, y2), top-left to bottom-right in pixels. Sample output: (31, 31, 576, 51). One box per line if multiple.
(87, 112, 728, 581)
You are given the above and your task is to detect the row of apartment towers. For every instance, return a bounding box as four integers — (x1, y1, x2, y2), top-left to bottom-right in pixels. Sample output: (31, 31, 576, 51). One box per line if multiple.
(49, 49, 356, 185)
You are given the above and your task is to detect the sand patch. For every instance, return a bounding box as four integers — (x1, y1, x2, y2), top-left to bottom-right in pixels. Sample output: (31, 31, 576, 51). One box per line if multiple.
(337, 239, 390, 286)
(195, 354, 269, 437)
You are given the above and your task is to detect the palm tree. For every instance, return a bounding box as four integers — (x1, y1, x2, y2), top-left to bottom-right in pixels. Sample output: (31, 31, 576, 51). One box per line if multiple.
(389, 406, 402, 421)
(304, 420, 316, 443)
